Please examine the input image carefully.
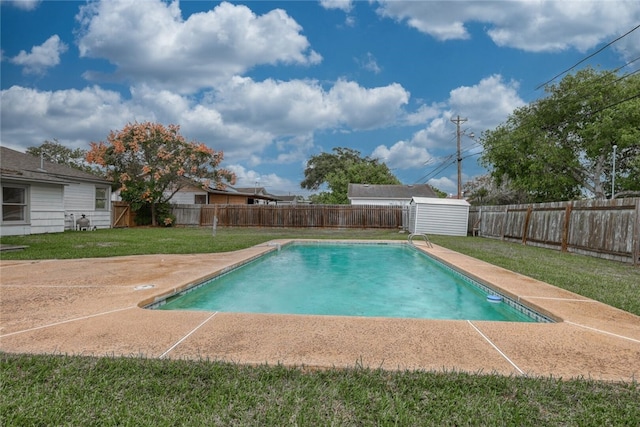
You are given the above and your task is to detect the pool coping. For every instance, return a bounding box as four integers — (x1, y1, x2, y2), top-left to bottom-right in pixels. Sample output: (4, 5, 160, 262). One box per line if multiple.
(1, 239, 639, 381)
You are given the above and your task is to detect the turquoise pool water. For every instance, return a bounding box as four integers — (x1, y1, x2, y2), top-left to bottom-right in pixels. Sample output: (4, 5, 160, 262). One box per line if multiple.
(156, 243, 540, 322)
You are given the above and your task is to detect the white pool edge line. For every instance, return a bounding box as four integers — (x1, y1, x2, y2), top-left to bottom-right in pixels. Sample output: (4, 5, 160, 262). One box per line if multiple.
(565, 321, 640, 344)
(468, 320, 525, 375)
(159, 312, 219, 359)
(0, 306, 137, 338)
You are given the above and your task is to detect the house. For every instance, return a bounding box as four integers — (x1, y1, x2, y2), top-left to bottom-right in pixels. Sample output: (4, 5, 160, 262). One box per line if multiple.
(408, 196, 470, 236)
(347, 184, 437, 206)
(1, 147, 112, 236)
(170, 182, 282, 205)
(273, 194, 309, 205)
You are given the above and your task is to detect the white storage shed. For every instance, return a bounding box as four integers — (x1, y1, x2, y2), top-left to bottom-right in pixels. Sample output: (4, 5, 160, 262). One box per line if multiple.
(408, 197, 470, 236)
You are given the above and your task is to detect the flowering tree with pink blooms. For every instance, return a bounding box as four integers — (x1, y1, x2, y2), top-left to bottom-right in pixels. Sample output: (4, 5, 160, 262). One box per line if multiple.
(87, 122, 236, 226)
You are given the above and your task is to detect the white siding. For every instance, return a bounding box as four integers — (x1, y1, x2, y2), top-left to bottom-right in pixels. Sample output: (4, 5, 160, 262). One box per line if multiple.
(64, 182, 94, 211)
(64, 183, 111, 230)
(0, 183, 65, 236)
(1, 178, 111, 235)
(171, 190, 206, 204)
(0, 223, 31, 236)
(410, 197, 470, 236)
(30, 184, 66, 234)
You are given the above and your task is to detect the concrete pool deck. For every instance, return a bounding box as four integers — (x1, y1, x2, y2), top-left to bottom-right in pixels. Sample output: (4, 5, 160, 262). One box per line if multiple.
(1, 240, 639, 381)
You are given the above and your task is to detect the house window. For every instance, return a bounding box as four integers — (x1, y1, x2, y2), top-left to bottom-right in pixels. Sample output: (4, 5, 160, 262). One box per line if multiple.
(95, 187, 108, 210)
(2, 185, 28, 222)
(195, 195, 207, 204)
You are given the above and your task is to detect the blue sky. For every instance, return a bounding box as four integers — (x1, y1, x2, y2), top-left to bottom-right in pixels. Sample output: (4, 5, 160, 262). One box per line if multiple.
(2, 0, 639, 196)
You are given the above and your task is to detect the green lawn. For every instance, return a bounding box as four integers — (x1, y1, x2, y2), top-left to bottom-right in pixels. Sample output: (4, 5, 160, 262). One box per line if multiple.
(1, 227, 639, 425)
(2, 353, 638, 426)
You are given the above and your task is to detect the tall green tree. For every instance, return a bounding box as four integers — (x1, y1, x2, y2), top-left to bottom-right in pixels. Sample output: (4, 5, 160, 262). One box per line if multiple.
(27, 139, 100, 175)
(302, 147, 400, 204)
(87, 122, 235, 225)
(480, 67, 640, 201)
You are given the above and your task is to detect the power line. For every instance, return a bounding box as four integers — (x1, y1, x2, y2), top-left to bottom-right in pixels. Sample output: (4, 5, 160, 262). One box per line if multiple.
(588, 92, 640, 116)
(535, 23, 640, 90)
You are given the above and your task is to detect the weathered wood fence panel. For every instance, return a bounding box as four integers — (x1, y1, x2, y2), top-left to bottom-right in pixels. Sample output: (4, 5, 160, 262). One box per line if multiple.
(172, 204, 201, 226)
(175, 204, 404, 229)
(470, 198, 640, 265)
(111, 201, 135, 228)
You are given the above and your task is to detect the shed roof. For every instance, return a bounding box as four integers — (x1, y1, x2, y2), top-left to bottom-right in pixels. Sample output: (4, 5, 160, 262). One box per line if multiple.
(348, 184, 437, 199)
(0, 146, 110, 185)
(411, 196, 470, 206)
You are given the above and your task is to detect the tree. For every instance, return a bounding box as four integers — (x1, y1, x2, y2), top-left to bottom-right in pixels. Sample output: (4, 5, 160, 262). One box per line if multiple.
(87, 122, 235, 225)
(301, 147, 366, 190)
(27, 139, 100, 175)
(302, 147, 401, 204)
(463, 174, 530, 205)
(616, 154, 640, 197)
(480, 67, 640, 201)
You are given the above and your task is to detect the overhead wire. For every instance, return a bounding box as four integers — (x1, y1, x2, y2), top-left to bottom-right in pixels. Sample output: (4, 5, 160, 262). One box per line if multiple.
(413, 24, 640, 186)
(535, 23, 640, 90)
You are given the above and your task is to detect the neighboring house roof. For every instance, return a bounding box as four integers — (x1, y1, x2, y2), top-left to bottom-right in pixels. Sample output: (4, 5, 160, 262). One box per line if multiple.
(276, 195, 301, 203)
(0, 146, 110, 185)
(192, 183, 282, 202)
(233, 187, 276, 197)
(223, 186, 282, 202)
(348, 184, 438, 200)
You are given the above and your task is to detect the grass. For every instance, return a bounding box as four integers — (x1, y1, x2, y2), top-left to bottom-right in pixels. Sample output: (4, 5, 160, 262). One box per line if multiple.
(2, 354, 639, 426)
(0, 227, 406, 259)
(2, 227, 639, 425)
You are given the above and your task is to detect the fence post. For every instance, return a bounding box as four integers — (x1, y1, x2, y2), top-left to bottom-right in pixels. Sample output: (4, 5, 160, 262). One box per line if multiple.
(522, 205, 533, 245)
(561, 202, 573, 253)
(633, 198, 640, 266)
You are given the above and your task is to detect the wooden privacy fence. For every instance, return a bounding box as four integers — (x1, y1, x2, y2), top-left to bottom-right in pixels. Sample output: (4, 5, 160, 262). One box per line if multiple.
(111, 201, 135, 228)
(470, 198, 640, 265)
(171, 204, 404, 229)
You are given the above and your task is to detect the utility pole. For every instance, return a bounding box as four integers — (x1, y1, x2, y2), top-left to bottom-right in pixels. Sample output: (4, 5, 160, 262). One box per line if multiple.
(450, 115, 467, 199)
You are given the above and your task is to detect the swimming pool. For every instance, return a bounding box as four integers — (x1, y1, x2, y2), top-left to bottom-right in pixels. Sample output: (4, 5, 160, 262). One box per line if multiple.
(153, 242, 549, 322)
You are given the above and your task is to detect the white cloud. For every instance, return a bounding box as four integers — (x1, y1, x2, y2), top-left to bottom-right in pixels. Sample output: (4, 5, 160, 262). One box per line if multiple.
(75, 0, 322, 93)
(403, 103, 442, 126)
(10, 35, 67, 74)
(228, 164, 307, 196)
(358, 52, 382, 74)
(0, 76, 411, 169)
(319, 0, 353, 13)
(448, 74, 525, 128)
(610, 26, 640, 66)
(371, 74, 525, 184)
(2, 0, 40, 11)
(427, 176, 457, 196)
(372, 141, 433, 170)
(213, 76, 410, 133)
(327, 80, 410, 129)
(374, 0, 640, 53)
(0, 85, 136, 150)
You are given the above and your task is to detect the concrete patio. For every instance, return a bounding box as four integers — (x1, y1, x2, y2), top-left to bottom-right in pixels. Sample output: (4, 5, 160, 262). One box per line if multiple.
(1, 241, 638, 381)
